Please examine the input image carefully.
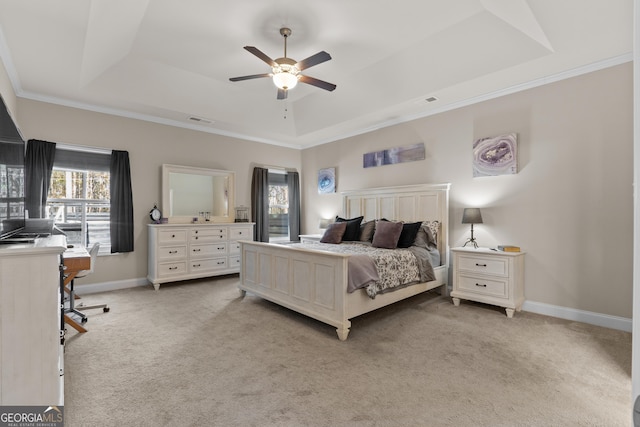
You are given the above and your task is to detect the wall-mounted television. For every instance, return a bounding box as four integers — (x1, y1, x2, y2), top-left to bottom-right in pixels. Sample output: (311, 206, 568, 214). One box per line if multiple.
(0, 95, 25, 240)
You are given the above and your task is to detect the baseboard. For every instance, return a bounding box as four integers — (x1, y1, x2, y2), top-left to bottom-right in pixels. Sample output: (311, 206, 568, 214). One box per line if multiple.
(73, 280, 632, 333)
(522, 300, 632, 332)
(74, 277, 150, 295)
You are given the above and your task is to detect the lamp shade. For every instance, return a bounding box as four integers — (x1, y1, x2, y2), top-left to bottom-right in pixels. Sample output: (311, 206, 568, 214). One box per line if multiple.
(273, 71, 298, 90)
(462, 208, 483, 224)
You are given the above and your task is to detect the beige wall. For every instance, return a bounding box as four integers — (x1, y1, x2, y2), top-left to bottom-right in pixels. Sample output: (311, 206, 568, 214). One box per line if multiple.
(301, 63, 633, 318)
(0, 56, 632, 318)
(14, 99, 301, 286)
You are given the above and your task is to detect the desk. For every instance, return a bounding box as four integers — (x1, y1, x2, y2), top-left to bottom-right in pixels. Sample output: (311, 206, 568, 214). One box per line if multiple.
(63, 246, 91, 333)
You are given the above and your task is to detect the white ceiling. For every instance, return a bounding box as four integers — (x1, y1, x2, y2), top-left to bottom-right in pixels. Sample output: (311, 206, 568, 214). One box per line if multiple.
(0, 0, 632, 149)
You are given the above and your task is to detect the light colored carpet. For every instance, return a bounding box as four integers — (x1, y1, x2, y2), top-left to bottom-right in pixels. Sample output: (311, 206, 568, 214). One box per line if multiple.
(64, 276, 631, 426)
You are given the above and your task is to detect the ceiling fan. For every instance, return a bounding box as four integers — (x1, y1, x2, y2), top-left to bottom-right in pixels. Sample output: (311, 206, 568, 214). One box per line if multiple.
(229, 27, 336, 100)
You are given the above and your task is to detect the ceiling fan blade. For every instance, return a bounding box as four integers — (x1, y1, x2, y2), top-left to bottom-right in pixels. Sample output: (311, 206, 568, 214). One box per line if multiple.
(295, 51, 331, 70)
(244, 46, 277, 67)
(277, 89, 288, 100)
(299, 75, 336, 92)
(229, 73, 271, 82)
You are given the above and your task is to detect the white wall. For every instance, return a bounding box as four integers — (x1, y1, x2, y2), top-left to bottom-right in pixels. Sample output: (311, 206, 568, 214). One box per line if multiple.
(302, 63, 633, 320)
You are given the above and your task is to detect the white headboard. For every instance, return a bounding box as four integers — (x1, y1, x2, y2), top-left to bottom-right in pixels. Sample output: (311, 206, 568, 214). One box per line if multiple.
(342, 183, 450, 265)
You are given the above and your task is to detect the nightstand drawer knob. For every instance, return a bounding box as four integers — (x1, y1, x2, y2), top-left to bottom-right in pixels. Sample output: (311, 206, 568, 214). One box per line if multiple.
(475, 283, 487, 287)
(475, 263, 487, 267)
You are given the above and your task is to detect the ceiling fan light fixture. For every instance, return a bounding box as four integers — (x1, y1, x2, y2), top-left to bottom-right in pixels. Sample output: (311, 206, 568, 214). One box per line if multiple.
(272, 64, 299, 90)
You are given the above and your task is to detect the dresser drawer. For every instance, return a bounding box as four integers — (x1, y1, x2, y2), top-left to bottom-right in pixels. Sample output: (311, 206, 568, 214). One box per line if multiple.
(189, 257, 227, 273)
(158, 261, 187, 277)
(229, 227, 252, 240)
(158, 229, 187, 245)
(229, 255, 241, 268)
(457, 274, 508, 299)
(229, 241, 242, 255)
(190, 243, 227, 258)
(191, 228, 227, 242)
(457, 254, 508, 276)
(157, 245, 187, 261)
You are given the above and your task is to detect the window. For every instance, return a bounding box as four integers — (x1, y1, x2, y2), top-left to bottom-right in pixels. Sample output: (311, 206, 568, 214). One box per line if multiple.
(46, 147, 111, 253)
(268, 171, 289, 241)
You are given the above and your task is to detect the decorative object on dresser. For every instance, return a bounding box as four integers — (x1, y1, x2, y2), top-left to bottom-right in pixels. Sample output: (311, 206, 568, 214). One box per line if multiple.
(148, 223, 254, 290)
(497, 245, 520, 252)
(239, 183, 450, 340)
(461, 207, 483, 248)
(451, 247, 525, 318)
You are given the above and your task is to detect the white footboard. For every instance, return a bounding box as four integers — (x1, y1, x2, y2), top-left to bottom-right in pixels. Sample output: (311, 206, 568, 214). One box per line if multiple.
(239, 240, 447, 340)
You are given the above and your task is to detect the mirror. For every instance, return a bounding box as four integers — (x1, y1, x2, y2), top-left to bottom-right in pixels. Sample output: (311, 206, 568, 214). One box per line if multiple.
(162, 164, 235, 223)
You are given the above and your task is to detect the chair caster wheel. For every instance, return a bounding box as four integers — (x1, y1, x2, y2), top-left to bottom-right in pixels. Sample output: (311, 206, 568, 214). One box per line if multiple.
(103, 307, 110, 313)
(81, 318, 88, 324)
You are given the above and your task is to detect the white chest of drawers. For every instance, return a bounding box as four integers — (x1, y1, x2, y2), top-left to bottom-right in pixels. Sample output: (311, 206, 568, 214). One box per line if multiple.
(148, 223, 253, 289)
(451, 247, 525, 318)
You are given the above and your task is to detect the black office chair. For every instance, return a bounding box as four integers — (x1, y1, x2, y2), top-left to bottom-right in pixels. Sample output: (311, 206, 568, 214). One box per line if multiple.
(66, 243, 109, 324)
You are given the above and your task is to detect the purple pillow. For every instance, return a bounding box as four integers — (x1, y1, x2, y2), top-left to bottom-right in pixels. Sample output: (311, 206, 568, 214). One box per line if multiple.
(320, 222, 347, 244)
(372, 220, 403, 249)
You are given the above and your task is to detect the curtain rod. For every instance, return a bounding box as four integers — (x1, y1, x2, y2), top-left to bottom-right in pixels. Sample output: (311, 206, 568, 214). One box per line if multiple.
(252, 163, 297, 173)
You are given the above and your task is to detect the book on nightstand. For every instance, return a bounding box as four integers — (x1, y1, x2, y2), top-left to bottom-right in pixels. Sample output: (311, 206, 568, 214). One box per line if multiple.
(497, 245, 520, 252)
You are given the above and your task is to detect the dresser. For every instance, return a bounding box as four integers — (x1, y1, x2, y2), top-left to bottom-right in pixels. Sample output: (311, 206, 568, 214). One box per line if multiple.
(0, 236, 67, 405)
(147, 223, 254, 289)
(451, 247, 525, 318)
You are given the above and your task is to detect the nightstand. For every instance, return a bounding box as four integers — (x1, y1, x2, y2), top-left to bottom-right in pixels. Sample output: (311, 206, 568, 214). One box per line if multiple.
(299, 234, 323, 244)
(451, 247, 525, 318)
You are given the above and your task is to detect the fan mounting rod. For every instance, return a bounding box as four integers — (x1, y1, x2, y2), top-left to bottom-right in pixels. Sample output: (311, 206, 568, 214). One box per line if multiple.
(280, 27, 291, 58)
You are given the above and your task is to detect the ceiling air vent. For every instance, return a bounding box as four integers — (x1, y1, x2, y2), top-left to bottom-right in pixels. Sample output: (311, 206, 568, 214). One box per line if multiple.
(188, 116, 213, 124)
(425, 96, 439, 103)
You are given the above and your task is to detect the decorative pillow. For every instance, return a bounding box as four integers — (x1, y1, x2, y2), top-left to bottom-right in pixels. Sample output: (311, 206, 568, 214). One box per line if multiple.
(320, 221, 347, 244)
(397, 221, 422, 248)
(335, 216, 364, 241)
(372, 220, 403, 249)
(359, 220, 376, 242)
(414, 220, 439, 248)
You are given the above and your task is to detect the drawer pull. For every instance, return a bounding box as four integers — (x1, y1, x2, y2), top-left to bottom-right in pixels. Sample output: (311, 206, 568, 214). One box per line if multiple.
(193, 264, 201, 268)
(193, 248, 201, 252)
(475, 263, 487, 267)
(218, 246, 224, 250)
(171, 234, 176, 238)
(169, 250, 177, 254)
(169, 266, 178, 270)
(217, 261, 225, 265)
(475, 283, 487, 288)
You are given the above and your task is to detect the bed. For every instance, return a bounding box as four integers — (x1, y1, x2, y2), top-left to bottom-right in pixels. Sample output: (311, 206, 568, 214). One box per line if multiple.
(238, 183, 450, 340)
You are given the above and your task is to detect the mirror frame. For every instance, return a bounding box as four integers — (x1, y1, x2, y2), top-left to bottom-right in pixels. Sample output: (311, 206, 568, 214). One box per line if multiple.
(162, 164, 235, 223)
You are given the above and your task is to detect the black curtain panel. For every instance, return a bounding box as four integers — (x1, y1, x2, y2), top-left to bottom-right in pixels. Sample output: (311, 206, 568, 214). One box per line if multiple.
(25, 139, 56, 219)
(109, 150, 134, 253)
(251, 167, 269, 242)
(287, 171, 301, 242)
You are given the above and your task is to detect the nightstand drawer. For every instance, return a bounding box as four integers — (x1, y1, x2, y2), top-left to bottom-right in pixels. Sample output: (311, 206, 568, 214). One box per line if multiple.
(457, 274, 508, 299)
(457, 255, 508, 276)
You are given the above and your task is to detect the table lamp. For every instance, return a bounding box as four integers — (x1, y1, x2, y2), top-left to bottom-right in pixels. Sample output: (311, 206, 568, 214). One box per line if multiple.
(462, 208, 483, 248)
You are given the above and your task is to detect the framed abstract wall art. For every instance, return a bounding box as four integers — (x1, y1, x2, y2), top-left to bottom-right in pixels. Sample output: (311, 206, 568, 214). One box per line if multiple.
(472, 133, 518, 177)
(363, 142, 425, 168)
(318, 167, 336, 194)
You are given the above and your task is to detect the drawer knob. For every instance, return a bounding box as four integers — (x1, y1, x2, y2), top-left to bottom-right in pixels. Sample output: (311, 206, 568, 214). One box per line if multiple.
(475, 263, 487, 267)
(475, 283, 487, 288)
(171, 234, 175, 238)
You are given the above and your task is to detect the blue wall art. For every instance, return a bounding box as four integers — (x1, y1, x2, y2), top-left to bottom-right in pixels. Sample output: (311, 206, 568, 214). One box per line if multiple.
(318, 167, 336, 194)
(472, 133, 518, 177)
(363, 142, 425, 168)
